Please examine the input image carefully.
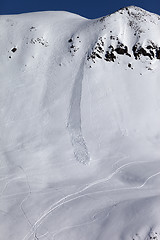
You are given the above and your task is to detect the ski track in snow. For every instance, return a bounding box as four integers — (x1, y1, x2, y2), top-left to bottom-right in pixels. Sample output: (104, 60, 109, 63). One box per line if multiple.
(22, 160, 160, 240)
(19, 166, 33, 229)
(51, 204, 117, 240)
(67, 59, 90, 165)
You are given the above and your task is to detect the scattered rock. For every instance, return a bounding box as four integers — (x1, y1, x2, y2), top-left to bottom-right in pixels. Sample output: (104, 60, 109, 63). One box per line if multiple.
(30, 37, 49, 47)
(99, 16, 106, 22)
(115, 44, 131, 57)
(30, 26, 36, 31)
(133, 45, 153, 59)
(105, 46, 116, 62)
(11, 47, 17, 53)
(132, 43, 160, 60)
(87, 37, 105, 62)
(156, 48, 160, 59)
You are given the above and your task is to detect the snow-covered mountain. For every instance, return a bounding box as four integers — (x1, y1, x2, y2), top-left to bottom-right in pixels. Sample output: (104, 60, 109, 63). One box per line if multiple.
(1, 6, 160, 240)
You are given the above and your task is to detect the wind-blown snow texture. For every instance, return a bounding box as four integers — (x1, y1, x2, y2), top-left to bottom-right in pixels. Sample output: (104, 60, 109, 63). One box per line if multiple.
(1, 6, 160, 240)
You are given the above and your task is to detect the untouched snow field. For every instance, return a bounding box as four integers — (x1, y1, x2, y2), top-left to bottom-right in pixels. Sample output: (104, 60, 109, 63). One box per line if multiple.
(1, 6, 160, 240)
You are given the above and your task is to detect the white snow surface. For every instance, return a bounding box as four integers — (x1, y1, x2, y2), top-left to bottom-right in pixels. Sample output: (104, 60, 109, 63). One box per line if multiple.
(1, 6, 160, 240)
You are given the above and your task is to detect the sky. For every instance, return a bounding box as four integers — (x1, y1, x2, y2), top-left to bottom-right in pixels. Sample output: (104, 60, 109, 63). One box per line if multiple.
(1, 0, 160, 19)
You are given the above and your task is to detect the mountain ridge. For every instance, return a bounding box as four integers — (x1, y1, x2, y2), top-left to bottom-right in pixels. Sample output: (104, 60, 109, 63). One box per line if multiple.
(1, 6, 160, 240)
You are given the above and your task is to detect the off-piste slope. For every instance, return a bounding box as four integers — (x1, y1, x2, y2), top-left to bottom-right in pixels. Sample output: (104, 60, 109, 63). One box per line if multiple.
(1, 6, 160, 240)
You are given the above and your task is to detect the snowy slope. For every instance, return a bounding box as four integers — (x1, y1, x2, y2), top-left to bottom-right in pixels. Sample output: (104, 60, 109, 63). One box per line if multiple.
(1, 6, 160, 240)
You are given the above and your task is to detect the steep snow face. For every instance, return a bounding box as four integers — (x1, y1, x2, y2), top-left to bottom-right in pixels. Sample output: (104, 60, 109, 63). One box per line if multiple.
(1, 6, 160, 240)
